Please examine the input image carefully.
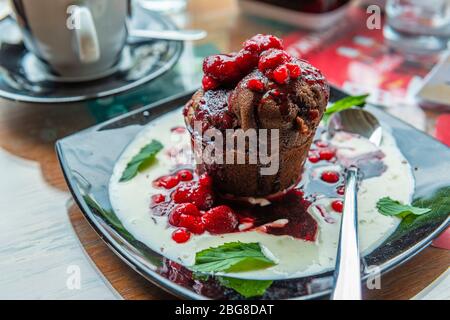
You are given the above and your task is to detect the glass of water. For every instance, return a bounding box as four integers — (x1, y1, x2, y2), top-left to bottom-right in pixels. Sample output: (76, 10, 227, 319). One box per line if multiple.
(384, 0, 450, 61)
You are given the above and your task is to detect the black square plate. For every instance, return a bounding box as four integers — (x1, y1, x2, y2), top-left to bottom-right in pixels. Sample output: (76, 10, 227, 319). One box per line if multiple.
(56, 87, 450, 299)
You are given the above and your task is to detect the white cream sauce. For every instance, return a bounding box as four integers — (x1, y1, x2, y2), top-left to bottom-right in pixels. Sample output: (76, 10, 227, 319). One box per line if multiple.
(109, 109, 415, 280)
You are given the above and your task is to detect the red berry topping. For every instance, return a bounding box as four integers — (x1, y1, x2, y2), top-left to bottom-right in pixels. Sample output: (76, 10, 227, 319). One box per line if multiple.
(243, 34, 283, 54)
(177, 169, 193, 181)
(308, 151, 320, 163)
(235, 49, 259, 73)
(154, 175, 180, 189)
(272, 65, 289, 84)
(321, 171, 340, 183)
(202, 205, 238, 234)
(172, 181, 214, 210)
(151, 194, 165, 204)
(247, 78, 265, 92)
(203, 54, 241, 84)
(173, 203, 201, 219)
(286, 63, 301, 78)
(202, 75, 219, 91)
(336, 185, 345, 195)
(258, 49, 290, 72)
(331, 200, 344, 213)
(319, 148, 336, 161)
(172, 228, 191, 243)
(198, 173, 213, 187)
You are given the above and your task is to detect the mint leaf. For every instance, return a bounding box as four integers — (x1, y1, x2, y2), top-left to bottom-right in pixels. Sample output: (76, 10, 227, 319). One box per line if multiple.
(192, 242, 276, 273)
(323, 94, 369, 123)
(217, 277, 273, 298)
(376, 197, 431, 218)
(120, 140, 163, 182)
(83, 194, 135, 243)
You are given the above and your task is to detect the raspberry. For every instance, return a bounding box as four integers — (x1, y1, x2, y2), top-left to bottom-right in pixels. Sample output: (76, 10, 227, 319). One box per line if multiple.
(203, 54, 241, 83)
(272, 65, 289, 84)
(247, 79, 265, 92)
(202, 205, 238, 234)
(202, 75, 219, 91)
(321, 171, 340, 183)
(235, 49, 259, 73)
(172, 181, 214, 210)
(258, 49, 290, 72)
(177, 169, 193, 181)
(172, 203, 201, 219)
(198, 173, 213, 187)
(172, 228, 191, 243)
(178, 214, 205, 234)
(154, 175, 180, 189)
(243, 34, 283, 54)
(331, 200, 344, 213)
(286, 62, 301, 78)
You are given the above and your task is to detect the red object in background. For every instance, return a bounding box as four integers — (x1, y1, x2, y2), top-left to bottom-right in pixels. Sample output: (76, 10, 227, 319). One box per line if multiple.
(432, 114, 450, 250)
(283, 7, 433, 107)
(435, 114, 450, 147)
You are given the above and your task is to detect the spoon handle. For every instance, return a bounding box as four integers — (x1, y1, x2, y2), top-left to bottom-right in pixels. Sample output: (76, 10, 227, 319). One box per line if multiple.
(128, 29, 207, 41)
(331, 166, 362, 300)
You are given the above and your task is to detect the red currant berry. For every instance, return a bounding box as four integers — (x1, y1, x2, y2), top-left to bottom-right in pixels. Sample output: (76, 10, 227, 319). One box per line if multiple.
(154, 175, 180, 189)
(321, 171, 340, 183)
(177, 169, 193, 181)
(286, 62, 301, 78)
(272, 65, 289, 84)
(172, 228, 191, 243)
(319, 148, 336, 161)
(331, 200, 344, 213)
(247, 79, 265, 92)
(308, 151, 320, 163)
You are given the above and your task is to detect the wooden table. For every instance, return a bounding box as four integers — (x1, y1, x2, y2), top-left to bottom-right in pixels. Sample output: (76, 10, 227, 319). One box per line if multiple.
(0, 0, 448, 300)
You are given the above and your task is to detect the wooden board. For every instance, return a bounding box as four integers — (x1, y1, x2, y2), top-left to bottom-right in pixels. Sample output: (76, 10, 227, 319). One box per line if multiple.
(68, 203, 449, 300)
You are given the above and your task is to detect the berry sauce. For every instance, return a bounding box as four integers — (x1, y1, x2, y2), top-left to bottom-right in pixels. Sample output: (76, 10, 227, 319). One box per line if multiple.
(149, 127, 387, 244)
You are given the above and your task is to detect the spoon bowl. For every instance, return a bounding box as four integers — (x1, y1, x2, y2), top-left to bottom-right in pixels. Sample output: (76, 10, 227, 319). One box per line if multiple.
(328, 108, 382, 147)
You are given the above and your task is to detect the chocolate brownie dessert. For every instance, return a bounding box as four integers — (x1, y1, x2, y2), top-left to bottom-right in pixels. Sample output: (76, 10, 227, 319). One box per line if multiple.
(183, 34, 329, 198)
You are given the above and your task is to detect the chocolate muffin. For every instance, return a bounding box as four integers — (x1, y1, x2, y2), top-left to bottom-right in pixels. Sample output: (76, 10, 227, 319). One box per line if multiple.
(184, 35, 329, 198)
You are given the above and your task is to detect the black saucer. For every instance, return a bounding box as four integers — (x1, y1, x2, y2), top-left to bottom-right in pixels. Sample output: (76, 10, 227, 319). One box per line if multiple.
(0, 7, 182, 103)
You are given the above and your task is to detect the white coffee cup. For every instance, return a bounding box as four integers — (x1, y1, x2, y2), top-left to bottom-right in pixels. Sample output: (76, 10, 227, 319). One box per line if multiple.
(9, 0, 129, 81)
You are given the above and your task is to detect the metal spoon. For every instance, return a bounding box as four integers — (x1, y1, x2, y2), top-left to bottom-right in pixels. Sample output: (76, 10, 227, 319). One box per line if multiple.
(128, 29, 207, 42)
(327, 108, 382, 300)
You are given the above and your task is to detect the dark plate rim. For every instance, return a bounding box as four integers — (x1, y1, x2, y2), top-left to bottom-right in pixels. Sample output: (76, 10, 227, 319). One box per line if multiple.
(56, 88, 450, 300)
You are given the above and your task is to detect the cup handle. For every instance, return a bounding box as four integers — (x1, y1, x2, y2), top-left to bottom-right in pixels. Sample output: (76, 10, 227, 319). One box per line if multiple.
(69, 5, 100, 64)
